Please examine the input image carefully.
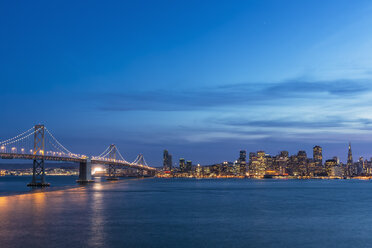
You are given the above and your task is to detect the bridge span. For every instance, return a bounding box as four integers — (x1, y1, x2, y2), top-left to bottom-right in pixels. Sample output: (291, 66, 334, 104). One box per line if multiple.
(0, 125, 156, 186)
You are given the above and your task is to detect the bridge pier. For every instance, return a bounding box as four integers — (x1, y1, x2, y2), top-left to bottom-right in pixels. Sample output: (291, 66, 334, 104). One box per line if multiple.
(27, 158, 50, 187)
(77, 158, 94, 183)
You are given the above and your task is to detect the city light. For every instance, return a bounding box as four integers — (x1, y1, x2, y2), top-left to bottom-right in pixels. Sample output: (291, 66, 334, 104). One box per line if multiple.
(92, 167, 105, 175)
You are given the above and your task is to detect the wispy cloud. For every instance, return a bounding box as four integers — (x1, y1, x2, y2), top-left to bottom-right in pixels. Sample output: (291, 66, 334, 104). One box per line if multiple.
(88, 77, 372, 146)
(214, 117, 372, 129)
(95, 78, 372, 112)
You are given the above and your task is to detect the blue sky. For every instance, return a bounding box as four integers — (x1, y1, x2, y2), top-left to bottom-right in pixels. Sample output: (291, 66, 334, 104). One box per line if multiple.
(2, 0, 372, 166)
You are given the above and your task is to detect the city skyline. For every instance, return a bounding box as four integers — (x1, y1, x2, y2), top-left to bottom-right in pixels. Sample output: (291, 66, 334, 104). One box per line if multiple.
(161, 143, 372, 179)
(2, 1, 372, 166)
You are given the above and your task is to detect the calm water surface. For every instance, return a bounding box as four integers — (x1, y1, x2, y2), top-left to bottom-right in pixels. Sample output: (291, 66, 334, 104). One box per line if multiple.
(1, 177, 372, 248)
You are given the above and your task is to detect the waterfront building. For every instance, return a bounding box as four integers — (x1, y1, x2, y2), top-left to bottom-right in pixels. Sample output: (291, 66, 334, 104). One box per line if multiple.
(357, 157, 365, 175)
(313, 146, 322, 167)
(347, 143, 353, 176)
(249, 152, 255, 165)
(275, 151, 289, 175)
(163, 150, 172, 171)
(239, 150, 247, 162)
(330, 165, 344, 177)
(186, 160, 192, 172)
(297, 150, 308, 176)
(179, 158, 186, 172)
(249, 151, 267, 176)
(233, 161, 240, 175)
(196, 164, 202, 177)
(238, 150, 247, 176)
(307, 159, 317, 177)
(325, 159, 337, 175)
(288, 155, 299, 176)
(366, 159, 372, 175)
(203, 166, 211, 176)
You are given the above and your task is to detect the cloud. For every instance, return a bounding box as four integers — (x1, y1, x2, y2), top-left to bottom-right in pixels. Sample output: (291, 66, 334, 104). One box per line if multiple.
(216, 118, 344, 128)
(95, 78, 372, 112)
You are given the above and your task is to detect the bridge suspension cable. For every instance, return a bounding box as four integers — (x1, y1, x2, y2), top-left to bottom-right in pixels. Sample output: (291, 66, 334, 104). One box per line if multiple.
(0, 127, 41, 147)
(115, 146, 130, 163)
(45, 127, 82, 158)
(97, 146, 111, 158)
(0, 127, 35, 145)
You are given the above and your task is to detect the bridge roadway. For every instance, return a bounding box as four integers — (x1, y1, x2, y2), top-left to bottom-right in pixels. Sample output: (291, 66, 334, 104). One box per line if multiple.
(0, 152, 156, 171)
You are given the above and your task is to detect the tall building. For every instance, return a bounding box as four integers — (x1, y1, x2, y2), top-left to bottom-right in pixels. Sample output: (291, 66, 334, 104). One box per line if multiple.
(347, 143, 353, 176)
(179, 158, 186, 172)
(280, 151, 289, 158)
(357, 157, 365, 175)
(325, 159, 337, 175)
(186, 160, 192, 172)
(249, 151, 267, 176)
(196, 164, 202, 177)
(239, 150, 246, 162)
(276, 151, 289, 175)
(238, 150, 247, 176)
(163, 150, 172, 171)
(297, 150, 308, 176)
(313, 146, 322, 167)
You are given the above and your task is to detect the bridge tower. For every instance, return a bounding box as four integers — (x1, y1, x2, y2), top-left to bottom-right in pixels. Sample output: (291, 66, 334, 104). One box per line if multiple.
(27, 125, 50, 187)
(107, 144, 118, 180)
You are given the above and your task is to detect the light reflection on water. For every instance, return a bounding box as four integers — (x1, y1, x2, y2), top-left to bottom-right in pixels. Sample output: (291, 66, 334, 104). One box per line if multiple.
(1, 178, 372, 248)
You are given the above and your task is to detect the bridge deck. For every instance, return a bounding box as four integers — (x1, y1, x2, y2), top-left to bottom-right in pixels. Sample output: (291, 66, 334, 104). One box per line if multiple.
(0, 153, 156, 171)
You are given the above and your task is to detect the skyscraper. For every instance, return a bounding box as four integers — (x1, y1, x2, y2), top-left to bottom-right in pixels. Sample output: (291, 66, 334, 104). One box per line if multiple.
(186, 160, 192, 172)
(179, 158, 186, 172)
(239, 150, 246, 162)
(163, 150, 172, 171)
(347, 143, 353, 176)
(313, 146, 322, 167)
(297, 150, 308, 176)
(238, 150, 247, 176)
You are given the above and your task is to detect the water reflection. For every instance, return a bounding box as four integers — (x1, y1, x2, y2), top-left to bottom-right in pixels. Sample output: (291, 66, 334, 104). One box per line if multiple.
(88, 189, 105, 247)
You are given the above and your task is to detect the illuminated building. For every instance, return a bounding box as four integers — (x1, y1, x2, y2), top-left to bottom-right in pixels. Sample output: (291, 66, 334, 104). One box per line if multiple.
(179, 158, 186, 172)
(203, 166, 210, 174)
(347, 143, 354, 176)
(196, 164, 202, 177)
(288, 155, 299, 176)
(239, 150, 247, 162)
(238, 150, 247, 176)
(186, 160, 192, 172)
(249, 151, 267, 176)
(275, 151, 289, 175)
(163, 150, 172, 171)
(330, 166, 343, 177)
(325, 159, 337, 175)
(313, 146, 322, 167)
(297, 150, 308, 176)
(357, 157, 365, 175)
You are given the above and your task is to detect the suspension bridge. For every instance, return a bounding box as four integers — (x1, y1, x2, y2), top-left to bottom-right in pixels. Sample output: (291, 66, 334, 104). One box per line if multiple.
(0, 124, 156, 186)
